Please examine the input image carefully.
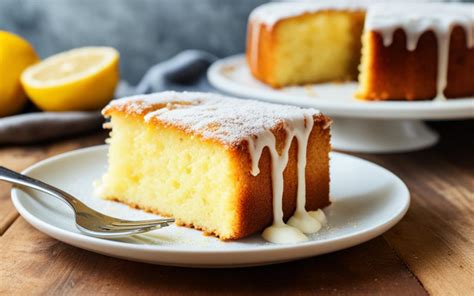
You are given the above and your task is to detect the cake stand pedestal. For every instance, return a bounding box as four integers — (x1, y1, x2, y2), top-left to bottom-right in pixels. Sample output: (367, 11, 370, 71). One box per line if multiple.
(330, 118, 439, 153)
(208, 55, 474, 154)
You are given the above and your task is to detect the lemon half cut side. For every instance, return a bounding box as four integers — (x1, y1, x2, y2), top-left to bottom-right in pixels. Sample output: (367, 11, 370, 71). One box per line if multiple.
(21, 47, 120, 112)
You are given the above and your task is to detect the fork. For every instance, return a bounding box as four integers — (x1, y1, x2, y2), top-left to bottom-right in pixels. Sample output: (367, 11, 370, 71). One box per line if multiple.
(0, 166, 174, 238)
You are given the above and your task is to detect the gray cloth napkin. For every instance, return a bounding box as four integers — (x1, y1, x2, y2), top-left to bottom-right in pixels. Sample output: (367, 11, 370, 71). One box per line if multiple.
(0, 50, 217, 145)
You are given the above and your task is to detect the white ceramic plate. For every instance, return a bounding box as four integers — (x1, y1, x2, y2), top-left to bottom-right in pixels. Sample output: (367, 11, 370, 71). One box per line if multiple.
(207, 55, 474, 120)
(11, 145, 409, 268)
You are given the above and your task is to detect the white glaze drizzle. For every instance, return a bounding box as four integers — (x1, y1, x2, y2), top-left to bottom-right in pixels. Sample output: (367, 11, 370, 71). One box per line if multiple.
(105, 91, 328, 244)
(365, 3, 474, 100)
(247, 113, 325, 244)
(287, 115, 322, 234)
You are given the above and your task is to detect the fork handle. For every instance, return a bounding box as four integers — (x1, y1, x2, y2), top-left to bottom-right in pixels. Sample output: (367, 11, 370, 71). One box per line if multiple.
(0, 166, 84, 210)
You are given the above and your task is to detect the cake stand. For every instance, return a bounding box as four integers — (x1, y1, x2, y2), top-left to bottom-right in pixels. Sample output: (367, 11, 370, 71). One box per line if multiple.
(208, 55, 474, 153)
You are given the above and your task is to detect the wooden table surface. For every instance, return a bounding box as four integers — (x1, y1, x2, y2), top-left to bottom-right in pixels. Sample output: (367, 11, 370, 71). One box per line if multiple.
(0, 121, 472, 295)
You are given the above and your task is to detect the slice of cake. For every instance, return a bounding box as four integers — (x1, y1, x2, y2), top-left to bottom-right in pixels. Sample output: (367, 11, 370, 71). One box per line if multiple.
(356, 3, 474, 100)
(247, 2, 366, 88)
(96, 91, 331, 243)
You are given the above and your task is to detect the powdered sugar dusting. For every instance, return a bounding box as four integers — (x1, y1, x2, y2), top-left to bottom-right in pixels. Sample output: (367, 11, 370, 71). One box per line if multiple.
(106, 91, 321, 146)
(249, 1, 369, 27)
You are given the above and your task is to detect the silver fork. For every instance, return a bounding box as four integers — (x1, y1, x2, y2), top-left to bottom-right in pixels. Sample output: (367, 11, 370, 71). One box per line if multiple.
(0, 166, 174, 238)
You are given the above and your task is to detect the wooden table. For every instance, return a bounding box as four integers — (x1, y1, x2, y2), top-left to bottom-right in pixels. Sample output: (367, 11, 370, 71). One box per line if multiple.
(0, 121, 472, 295)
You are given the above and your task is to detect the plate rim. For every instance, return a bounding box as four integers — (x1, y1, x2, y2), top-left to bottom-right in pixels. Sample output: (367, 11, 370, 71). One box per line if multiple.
(11, 145, 410, 257)
(208, 54, 474, 120)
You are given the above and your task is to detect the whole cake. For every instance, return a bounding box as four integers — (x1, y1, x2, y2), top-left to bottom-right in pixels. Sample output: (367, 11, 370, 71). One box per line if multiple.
(247, 2, 474, 100)
(96, 91, 331, 243)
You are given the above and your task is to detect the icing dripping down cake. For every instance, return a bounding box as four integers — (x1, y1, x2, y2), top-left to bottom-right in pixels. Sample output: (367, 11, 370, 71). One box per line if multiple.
(358, 3, 474, 100)
(247, 2, 474, 100)
(96, 91, 332, 243)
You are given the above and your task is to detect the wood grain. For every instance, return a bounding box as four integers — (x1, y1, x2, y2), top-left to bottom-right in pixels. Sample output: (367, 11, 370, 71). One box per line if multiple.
(0, 121, 472, 295)
(0, 131, 107, 234)
(0, 218, 426, 295)
(351, 121, 474, 296)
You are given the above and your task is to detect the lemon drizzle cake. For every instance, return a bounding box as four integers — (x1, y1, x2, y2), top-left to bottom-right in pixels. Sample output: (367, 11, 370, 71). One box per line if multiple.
(358, 3, 474, 100)
(247, 2, 474, 100)
(97, 91, 331, 243)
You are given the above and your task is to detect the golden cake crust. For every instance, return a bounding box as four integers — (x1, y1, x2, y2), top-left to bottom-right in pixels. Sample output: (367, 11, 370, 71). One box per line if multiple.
(104, 116, 331, 240)
(229, 118, 331, 238)
(246, 10, 365, 88)
(357, 27, 474, 100)
(102, 93, 331, 239)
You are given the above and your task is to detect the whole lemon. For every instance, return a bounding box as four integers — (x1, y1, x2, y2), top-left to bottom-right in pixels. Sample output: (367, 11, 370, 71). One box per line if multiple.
(0, 31, 39, 117)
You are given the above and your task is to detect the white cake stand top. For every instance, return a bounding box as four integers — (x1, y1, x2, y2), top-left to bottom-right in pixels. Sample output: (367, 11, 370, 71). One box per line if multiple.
(208, 55, 474, 120)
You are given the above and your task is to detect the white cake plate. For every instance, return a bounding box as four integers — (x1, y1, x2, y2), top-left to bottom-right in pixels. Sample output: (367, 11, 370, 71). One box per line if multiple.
(12, 146, 409, 268)
(207, 55, 474, 153)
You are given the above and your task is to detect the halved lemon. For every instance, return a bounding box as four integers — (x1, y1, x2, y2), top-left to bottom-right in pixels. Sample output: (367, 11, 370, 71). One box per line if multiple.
(21, 47, 120, 111)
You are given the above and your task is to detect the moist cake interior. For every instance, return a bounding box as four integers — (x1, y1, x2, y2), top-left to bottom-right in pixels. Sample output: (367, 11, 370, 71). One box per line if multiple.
(97, 91, 331, 242)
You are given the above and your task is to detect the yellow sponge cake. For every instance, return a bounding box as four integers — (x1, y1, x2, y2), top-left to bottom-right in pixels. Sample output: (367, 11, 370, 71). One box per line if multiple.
(247, 2, 365, 88)
(96, 91, 331, 242)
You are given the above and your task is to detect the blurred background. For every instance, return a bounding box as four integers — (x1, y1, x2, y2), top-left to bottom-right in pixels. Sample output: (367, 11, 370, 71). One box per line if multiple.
(2, 0, 472, 84)
(0, 0, 267, 84)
